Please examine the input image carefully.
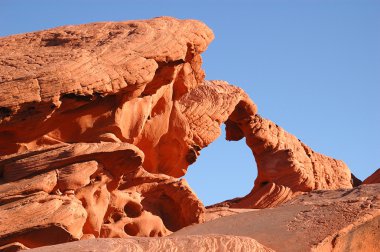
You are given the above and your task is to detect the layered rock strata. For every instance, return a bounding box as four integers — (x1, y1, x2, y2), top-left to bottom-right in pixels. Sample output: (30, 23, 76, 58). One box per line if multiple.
(0, 17, 361, 250)
(179, 80, 352, 208)
(0, 17, 212, 248)
(174, 184, 380, 252)
(23, 184, 380, 252)
(28, 235, 274, 252)
(0, 16, 214, 178)
(0, 142, 204, 247)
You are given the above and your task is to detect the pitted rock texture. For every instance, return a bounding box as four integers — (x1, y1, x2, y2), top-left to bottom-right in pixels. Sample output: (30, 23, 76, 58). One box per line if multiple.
(0, 17, 214, 248)
(0, 16, 368, 250)
(174, 184, 380, 252)
(101, 168, 204, 238)
(0, 142, 204, 248)
(30, 235, 274, 252)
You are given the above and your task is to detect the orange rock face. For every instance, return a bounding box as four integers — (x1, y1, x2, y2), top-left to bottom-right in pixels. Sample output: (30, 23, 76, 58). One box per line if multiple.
(0, 17, 212, 248)
(0, 16, 214, 171)
(30, 235, 274, 252)
(180, 80, 352, 208)
(223, 114, 352, 208)
(363, 169, 380, 184)
(0, 142, 204, 247)
(0, 16, 371, 250)
(173, 184, 380, 252)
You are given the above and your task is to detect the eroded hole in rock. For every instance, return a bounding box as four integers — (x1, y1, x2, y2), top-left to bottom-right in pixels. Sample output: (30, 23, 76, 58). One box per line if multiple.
(149, 230, 162, 237)
(60, 93, 94, 102)
(185, 148, 198, 165)
(141, 193, 181, 231)
(184, 127, 257, 206)
(0, 107, 12, 119)
(124, 201, 142, 218)
(124, 223, 139, 236)
(111, 212, 123, 222)
(261, 181, 269, 186)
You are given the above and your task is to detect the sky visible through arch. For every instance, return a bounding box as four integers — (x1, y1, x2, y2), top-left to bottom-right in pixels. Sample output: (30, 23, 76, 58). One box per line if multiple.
(1, 0, 379, 206)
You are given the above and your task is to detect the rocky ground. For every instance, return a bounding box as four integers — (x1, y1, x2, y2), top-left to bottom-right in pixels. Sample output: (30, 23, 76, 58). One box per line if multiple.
(0, 17, 378, 251)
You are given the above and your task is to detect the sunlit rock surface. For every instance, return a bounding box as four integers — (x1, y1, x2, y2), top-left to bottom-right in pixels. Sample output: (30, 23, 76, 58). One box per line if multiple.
(29, 235, 274, 252)
(0, 16, 376, 251)
(363, 168, 380, 185)
(174, 184, 380, 252)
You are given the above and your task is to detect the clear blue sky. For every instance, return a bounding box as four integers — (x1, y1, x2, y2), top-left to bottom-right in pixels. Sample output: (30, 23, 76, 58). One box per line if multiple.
(1, 0, 379, 205)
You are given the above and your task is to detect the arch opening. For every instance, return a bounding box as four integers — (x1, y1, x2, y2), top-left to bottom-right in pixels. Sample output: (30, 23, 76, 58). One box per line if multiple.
(184, 125, 257, 206)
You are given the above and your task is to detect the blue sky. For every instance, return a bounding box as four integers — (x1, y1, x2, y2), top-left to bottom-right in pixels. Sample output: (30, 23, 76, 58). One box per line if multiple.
(1, 0, 379, 205)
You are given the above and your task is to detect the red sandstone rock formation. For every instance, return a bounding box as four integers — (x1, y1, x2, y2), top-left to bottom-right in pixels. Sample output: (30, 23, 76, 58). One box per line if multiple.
(0, 16, 213, 171)
(363, 168, 380, 184)
(181, 81, 352, 208)
(22, 184, 380, 252)
(223, 114, 352, 208)
(101, 168, 204, 238)
(0, 17, 373, 250)
(27, 235, 274, 252)
(0, 143, 204, 247)
(0, 17, 211, 247)
(174, 184, 380, 252)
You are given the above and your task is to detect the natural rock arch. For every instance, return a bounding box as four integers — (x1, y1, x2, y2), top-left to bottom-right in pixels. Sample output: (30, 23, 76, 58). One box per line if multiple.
(177, 80, 352, 209)
(0, 17, 354, 249)
(183, 126, 257, 206)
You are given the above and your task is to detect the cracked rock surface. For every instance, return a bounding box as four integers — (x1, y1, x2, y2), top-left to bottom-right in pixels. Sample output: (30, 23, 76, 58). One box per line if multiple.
(174, 184, 380, 252)
(29, 235, 274, 252)
(0, 17, 377, 251)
